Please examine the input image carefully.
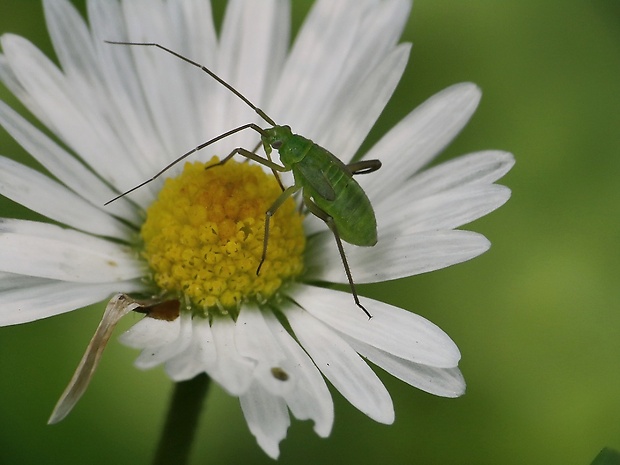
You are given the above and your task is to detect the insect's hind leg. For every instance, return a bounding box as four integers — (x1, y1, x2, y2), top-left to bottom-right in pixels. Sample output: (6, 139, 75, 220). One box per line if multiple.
(303, 195, 372, 319)
(347, 159, 381, 175)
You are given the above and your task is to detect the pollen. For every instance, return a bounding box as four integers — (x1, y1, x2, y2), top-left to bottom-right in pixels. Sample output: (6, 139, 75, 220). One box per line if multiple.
(140, 159, 305, 315)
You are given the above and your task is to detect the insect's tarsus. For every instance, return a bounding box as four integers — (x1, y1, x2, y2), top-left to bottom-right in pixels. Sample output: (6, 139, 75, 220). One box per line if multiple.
(303, 193, 373, 319)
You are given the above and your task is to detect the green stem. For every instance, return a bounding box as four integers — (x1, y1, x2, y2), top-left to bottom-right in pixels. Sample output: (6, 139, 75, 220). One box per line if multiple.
(152, 374, 211, 465)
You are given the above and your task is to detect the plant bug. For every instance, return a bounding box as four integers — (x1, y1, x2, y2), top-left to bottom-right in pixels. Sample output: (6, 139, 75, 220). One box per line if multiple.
(105, 42, 382, 318)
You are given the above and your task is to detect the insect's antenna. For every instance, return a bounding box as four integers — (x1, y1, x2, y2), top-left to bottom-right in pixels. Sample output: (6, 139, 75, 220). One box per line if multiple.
(105, 41, 278, 127)
(105, 122, 264, 205)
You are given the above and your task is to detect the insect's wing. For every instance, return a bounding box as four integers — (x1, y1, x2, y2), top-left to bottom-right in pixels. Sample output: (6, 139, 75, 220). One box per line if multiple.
(295, 159, 337, 201)
(48, 294, 143, 424)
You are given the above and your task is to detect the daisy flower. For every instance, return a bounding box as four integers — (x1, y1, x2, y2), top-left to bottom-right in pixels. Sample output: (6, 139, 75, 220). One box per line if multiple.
(0, 0, 514, 459)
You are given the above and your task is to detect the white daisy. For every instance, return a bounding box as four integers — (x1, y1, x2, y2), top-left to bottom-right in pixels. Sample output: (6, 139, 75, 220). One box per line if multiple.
(0, 0, 514, 459)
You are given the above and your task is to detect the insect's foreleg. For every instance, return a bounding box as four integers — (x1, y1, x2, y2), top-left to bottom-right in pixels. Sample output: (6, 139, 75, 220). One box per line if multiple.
(243, 141, 287, 192)
(347, 159, 382, 176)
(303, 195, 372, 319)
(272, 169, 286, 192)
(207, 147, 288, 173)
(257, 185, 301, 275)
(262, 141, 286, 191)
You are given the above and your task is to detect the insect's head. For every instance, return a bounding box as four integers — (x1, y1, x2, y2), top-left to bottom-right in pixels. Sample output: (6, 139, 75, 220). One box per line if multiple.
(261, 125, 293, 151)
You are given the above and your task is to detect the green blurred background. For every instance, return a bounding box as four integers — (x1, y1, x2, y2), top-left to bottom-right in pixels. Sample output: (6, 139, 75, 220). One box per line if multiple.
(1, 1, 620, 464)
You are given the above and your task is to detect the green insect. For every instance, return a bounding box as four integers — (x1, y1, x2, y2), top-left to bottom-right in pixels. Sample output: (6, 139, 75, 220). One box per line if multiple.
(106, 42, 381, 318)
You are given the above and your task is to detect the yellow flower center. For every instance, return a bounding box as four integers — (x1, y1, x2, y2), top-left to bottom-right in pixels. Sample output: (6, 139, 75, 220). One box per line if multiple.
(140, 158, 305, 315)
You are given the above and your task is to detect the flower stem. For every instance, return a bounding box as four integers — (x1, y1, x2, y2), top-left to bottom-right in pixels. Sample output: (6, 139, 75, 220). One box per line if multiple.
(152, 374, 211, 465)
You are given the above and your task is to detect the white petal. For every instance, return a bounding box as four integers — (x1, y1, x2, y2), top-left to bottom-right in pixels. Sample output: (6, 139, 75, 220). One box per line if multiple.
(235, 305, 292, 397)
(285, 305, 394, 424)
(271, 0, 363, 137)
(89, 0, 172, 204)
(294, 285, 461, 368)
(0, 53, 48, 125)
(162, 316, 204, 381)
(119, 316, 180, 349)
(0, 156, 132, 238)
(0, 218, 127, 254)
(212, 0, 289, 150)
(120, 0, 204, 156)
(0, 278, 144, 326)
(164, 317, 217, 381)
(0, 218, 143, 282)
(362, 83, 482, 200)
(43, 0, 99, 90)
(208, 317, 255, 396)
(397, 150, 515, 201)
(0, 270, 52, 291)
(346, 338, 466, 398)
(379, 184, 512, 234)
(0, 100, 138, 223)
(235, 305, 285, 364)
(306, 229, 490, 284)
(265, 312, 334, 437)
(239, 382, 290, 460)
(322, 44, 411, 162)
(166, 0, 220, 145)
(0, 35, 131, 192)
(131, 312, 193, 370)
(310, 0, 413, 157)
(330, 0, 411, 94)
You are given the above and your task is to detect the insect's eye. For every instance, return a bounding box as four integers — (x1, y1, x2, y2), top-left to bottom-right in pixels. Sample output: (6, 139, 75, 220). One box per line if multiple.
(271, 140, 283, 150)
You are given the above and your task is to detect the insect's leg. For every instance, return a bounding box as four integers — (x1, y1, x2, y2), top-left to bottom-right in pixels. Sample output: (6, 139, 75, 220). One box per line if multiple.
(207, 147, 287, 173)
(272, 170, 286, 192)
(257, 185, 301, 275)
(347, 159, 382, 176)
(271, 170, 286, 192)
(263, 141, 286, 191)
(214, 140, 286, 192)
(303, 195, 372, 319)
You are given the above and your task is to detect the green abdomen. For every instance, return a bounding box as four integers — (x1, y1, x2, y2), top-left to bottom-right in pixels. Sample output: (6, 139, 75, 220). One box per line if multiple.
(303, 151, 377, 247)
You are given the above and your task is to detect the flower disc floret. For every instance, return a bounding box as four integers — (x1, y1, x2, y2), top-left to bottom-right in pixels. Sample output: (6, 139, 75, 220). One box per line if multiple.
(140, 159, 305, 313)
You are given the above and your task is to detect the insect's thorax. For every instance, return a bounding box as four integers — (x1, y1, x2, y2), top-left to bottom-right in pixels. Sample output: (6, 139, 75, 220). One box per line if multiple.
(281, 135, 313, 163)
(263, 126, 312, 168)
